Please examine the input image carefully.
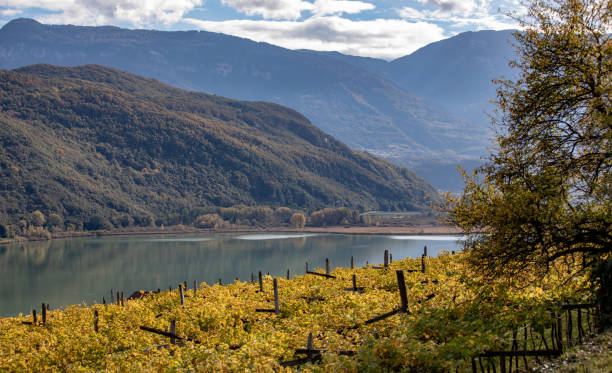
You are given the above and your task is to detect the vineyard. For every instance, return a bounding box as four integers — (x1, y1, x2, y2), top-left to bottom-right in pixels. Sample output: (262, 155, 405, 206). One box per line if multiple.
(0, 251, 594, 372)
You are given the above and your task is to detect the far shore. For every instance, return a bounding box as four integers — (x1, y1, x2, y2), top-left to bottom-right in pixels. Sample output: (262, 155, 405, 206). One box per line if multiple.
(0, 224, 464, 245)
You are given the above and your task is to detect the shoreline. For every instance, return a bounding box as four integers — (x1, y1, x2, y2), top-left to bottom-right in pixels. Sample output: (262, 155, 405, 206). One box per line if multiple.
(0, 224, 464, 245)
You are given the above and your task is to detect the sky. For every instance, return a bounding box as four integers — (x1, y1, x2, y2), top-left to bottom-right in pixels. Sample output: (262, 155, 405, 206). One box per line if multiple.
(0, 0, 523, 59)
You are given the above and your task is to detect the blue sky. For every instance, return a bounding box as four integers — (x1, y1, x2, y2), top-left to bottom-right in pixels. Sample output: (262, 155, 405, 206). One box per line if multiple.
(0, 0, 522, 59)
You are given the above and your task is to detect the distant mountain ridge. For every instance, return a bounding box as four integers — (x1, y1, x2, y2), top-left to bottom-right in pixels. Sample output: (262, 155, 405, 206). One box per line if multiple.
(0, 64, 438, 224)
(0, 19, 518, 191)
(302, 29, 517, 126)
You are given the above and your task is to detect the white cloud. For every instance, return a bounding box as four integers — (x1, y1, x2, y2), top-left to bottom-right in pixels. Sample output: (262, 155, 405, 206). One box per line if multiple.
(398, 0, 519, 30)
(220, 0, 375, 20)
(3, 0, 522, 59)
(2, 0, 203, 26)
(220, 0, 312, 20)
(0, 9, 22, 17)
(312, 0, 375, 16)
(184, 15, 445, 59)
(397, 7, 426, 19)
(418, 0, 477, 15)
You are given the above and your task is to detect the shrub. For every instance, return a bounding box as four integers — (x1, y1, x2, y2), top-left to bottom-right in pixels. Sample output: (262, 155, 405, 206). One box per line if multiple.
(84, 215, 113, 231)
(0, 224, 16, 238)
(195, 214, 225, 229)
(47, 213, 64, 229)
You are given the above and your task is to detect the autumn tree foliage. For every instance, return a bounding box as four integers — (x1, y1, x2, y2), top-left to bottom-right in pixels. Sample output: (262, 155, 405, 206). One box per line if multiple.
(29, 210, 45, 227)
(446, 0, 611, 327)
(290, 212, 306, 228)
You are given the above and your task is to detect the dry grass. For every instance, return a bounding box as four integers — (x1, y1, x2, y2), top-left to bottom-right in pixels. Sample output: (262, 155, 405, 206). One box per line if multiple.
(533, 329, 612, 373)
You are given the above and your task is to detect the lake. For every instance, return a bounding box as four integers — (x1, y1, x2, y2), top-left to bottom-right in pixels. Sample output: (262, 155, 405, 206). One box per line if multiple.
(0, 233, 464, 317)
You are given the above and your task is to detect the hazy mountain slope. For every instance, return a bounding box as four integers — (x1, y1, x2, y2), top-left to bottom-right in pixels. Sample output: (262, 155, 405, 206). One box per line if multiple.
(303, 30, 518, 190)
(388, 30, 517, 127)
(303, 30, 517, 129)
(0, 64, 438, 224)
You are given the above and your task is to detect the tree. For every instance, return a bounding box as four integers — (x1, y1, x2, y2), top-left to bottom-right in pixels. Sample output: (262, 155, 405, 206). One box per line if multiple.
(30, 210, 46, 226)
(445, 0, 610, 327)
(274, 207, 293, 225)
(84, 215, 113, 231)
(290, 212, 306, 228)
(47, 213, 64, 229)
(195, 214, 224, 229)
(0, 224, 15, 238)
(17, 219, 28, 233)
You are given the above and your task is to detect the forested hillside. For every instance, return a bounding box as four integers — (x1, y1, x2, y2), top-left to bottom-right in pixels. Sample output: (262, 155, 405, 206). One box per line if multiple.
(0, 64, 438, 228)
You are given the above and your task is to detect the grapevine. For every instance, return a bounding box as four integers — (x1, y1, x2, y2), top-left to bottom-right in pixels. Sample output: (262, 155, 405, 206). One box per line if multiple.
(0, 252, 590, 371)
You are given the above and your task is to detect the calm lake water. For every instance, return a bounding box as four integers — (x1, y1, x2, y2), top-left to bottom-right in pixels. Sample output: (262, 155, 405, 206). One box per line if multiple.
(0, 233, 464, 317)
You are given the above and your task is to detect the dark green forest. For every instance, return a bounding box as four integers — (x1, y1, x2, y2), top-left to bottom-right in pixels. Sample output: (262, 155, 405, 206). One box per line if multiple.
(0, 64, 438, 233)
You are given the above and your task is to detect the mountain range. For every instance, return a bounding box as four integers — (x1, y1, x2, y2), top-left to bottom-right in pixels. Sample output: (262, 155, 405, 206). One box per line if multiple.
(0, 64, 438, 225)
(0, 18, 518, 191)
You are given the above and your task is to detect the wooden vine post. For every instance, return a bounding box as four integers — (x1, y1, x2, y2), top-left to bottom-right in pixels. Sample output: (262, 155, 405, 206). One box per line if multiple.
(170, 320, 177, 345)
(274, 278, 280, 314)
(397, 270, 408, 312)
(179, 284, 185, 306)
(255, 278, 280, 314)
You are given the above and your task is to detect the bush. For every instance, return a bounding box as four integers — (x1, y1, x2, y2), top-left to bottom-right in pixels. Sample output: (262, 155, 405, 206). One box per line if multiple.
(84, 215, 113, 231)
(133, 215, 153, 227)
(113, 214, 134, 228)
(47, 213, 64, 229)
(308, 207, 360, 227)
(0, 224, 16, 238)
(24, 226, 51, 240)
(194, 214, 225, 229)
(17, 219, 27, 232)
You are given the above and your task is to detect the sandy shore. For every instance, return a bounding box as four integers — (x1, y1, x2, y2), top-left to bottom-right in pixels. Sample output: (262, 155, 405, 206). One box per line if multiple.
(265, 225, 463, 235)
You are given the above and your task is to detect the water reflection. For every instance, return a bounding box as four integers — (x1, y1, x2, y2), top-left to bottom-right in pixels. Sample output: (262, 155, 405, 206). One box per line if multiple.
(0, 233, 463, 317)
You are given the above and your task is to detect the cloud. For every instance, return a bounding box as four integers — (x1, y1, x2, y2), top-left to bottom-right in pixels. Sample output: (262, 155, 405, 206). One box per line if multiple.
(220, 0, 375, 20)
(2, 0, 203, 26)
(0, 9, 22, 17)
(312, 0, 375, 16)
(398, 0, 519, 30)
(2, 0, 522, 59)
(220, 0, 312, 20)
(418, 0, 477, 15)
(184, 15, 445, 59)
